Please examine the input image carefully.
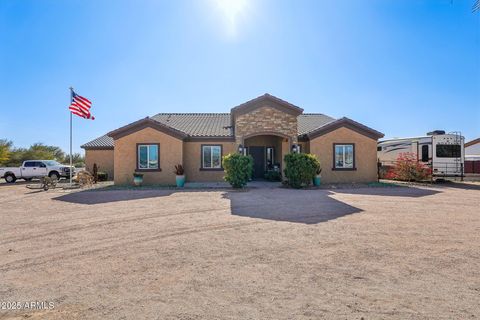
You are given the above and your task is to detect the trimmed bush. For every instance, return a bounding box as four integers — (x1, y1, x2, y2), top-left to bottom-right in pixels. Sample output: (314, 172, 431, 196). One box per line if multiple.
(222, 153, 253, 188)
(284, 153, 321, 188)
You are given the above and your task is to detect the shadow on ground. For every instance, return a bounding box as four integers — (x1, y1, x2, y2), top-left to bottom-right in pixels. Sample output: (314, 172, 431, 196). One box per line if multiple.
(332, 186, 441, 197)
(52, 184, 442, 224)
(223, 189, 362, 224)
(432, 181, 480, 191)
(0, 180, 30, 187)
(53, 189, 180, 204)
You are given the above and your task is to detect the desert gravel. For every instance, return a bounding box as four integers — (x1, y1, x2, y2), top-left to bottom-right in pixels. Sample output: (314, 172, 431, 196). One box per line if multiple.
(0, 182, 479, 319)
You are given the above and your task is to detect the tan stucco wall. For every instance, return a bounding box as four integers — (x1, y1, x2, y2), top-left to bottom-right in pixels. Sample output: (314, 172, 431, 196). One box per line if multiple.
(309, 127, 378, 183)
(183, 141, 236, 182)
(85, 149, 114, 180)
(114, 127, 183, 185)
(235, 106, 298, 145)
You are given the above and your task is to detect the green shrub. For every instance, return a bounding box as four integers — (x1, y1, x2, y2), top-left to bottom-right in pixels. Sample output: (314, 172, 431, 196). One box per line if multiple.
(264, 170, 282, 181)
(222, 153, 253, 188)
(97, 172, 108, 181)
(283, 153, 321, 188)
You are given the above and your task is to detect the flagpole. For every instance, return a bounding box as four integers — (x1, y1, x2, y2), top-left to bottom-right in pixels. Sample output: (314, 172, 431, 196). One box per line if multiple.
(69, 87, 73, 186)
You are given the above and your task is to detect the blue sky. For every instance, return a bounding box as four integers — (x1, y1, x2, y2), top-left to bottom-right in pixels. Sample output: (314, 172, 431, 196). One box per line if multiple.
(1, 0, 479, 154)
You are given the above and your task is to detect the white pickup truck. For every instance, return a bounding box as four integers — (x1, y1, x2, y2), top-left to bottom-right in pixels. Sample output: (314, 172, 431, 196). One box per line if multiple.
(0, 160, 73, 183)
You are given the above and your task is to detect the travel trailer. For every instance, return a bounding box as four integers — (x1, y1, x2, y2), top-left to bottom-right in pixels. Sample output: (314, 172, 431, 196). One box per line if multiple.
(377, 131, 465, 178)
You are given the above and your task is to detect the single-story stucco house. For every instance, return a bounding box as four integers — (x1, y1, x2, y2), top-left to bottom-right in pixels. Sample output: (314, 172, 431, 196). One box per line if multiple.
(81, 94, 384, 185)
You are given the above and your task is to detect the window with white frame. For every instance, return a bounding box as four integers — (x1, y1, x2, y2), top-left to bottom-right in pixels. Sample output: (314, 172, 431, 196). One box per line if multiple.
(334, 144, 354, 169)
(202, 145, 222, 169)
(137, 144, 159, 170)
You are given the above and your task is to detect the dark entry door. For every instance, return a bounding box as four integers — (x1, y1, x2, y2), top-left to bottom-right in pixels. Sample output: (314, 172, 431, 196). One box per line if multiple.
(248, 146, 265, 179)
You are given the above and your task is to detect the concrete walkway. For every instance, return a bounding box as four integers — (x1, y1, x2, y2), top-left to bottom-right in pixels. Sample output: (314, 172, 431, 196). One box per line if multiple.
(184, 180, 281, 189)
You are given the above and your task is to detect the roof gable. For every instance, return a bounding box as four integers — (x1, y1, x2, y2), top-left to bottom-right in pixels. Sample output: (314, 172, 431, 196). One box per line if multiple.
(107, 117, 188, 140)
(231, 93, 304, 118)
(307, 117, 384, 140)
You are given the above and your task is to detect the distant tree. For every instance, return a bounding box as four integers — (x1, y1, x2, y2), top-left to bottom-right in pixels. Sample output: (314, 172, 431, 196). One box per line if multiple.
(0, 139, 13, 165)
(0, 141, 84, 167)
(23, 143, 65, 162)
(66, 153, 85, 167)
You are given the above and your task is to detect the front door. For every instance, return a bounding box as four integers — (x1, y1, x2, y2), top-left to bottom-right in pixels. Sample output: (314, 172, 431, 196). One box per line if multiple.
(248, 146, 265, 179)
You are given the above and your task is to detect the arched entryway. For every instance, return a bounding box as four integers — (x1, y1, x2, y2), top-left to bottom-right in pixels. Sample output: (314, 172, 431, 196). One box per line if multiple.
(243, 133, 292, 179)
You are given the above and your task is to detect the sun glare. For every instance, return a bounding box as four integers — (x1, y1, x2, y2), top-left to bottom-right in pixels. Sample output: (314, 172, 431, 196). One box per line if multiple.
(213, 0, 249, 36)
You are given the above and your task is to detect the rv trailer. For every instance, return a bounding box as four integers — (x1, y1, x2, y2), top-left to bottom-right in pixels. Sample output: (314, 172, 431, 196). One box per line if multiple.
(377, 130, 465, 178)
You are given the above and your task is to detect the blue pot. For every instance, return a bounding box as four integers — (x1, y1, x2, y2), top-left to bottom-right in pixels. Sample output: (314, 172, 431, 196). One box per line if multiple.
(133, 175, 143, 186)
(313, 176, 321, 186)
(176, 175, 185, 187)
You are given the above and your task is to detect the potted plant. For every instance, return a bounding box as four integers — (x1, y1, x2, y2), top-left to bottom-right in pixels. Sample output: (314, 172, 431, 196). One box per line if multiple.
(313, 167, 322, 186)
(174, 164, 185, 187)
(133, 172, 144, 186)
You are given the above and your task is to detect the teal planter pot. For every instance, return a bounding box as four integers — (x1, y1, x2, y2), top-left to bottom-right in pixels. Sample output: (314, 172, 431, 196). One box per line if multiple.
(313, 176, 321, 186)
(176, 175, 185, 188)
(133, 174, 144, 186)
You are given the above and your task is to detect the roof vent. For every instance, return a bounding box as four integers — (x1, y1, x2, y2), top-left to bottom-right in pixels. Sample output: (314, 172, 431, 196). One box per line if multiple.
(427, 130, 445, 136)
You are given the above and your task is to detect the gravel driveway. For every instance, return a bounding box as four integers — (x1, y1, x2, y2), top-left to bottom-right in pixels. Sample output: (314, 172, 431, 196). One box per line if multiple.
(0, 182, 479, 319)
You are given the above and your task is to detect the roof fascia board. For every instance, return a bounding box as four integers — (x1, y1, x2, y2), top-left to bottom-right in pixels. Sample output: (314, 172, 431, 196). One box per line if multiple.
(81, 146, 114, 150)
(185, 136, 235, 142)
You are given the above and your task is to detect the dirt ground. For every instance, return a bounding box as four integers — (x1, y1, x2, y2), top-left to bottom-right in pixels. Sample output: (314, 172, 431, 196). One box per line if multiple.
(0, 182, 479, 319)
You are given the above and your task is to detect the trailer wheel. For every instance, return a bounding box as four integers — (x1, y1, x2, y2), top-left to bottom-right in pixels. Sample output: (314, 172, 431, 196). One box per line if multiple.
(24, 178, 32, 181)
(4, 174, 16, 183)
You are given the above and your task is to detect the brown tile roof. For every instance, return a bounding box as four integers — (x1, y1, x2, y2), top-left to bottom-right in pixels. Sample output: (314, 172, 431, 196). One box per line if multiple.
(80, 134, 114, 149)
(151, 113, 233, 137)
(297, 114, 336, 135)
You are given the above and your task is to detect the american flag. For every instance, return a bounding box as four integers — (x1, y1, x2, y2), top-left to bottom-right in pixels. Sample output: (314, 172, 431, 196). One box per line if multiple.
(69, 90, 95, 120)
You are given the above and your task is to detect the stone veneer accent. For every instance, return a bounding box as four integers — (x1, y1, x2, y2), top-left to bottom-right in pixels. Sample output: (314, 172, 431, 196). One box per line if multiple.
(234, 106, 298, 144)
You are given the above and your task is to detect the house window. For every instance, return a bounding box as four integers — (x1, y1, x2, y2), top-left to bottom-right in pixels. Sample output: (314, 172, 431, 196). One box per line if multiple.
(137, 144, 159, 170)
(333, 144, 355, 169)
(202, 145, 222, 169)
